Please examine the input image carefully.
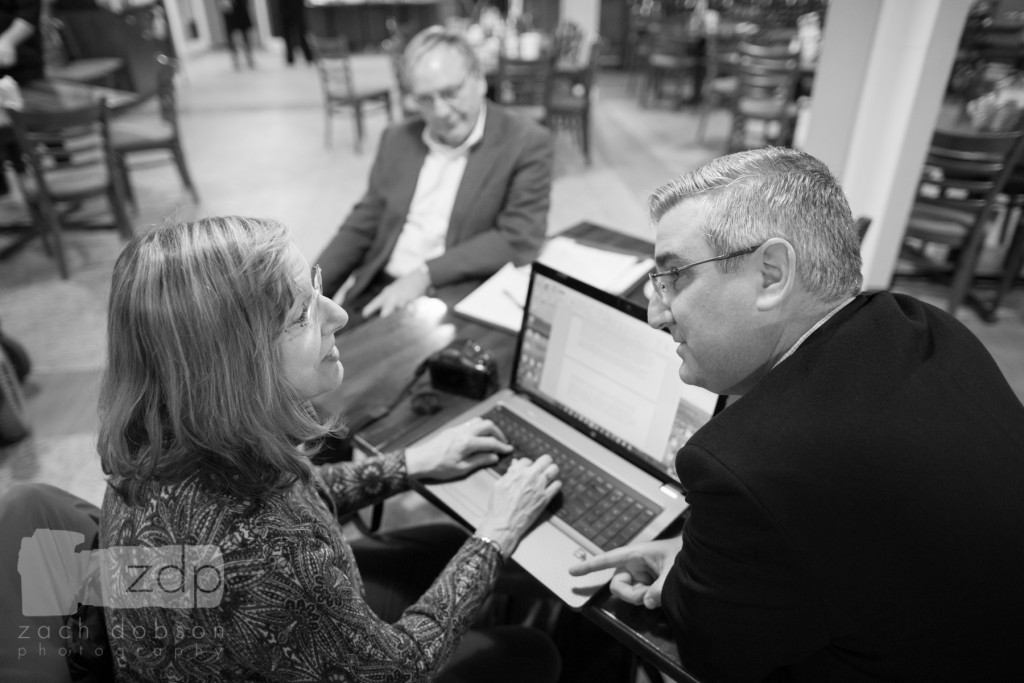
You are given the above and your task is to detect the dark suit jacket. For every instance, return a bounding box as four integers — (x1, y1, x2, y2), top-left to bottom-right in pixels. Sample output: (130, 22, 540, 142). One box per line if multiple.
(661, 292, 1024, 682)
(316, 103, 553, 301)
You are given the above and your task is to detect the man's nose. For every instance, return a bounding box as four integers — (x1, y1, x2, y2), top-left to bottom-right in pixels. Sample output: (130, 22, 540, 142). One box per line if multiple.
(647, 294, 672, 330)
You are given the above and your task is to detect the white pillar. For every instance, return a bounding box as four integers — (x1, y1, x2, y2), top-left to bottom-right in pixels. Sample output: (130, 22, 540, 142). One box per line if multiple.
(559, 0, 600, 38)
(801, 0, 972, 290)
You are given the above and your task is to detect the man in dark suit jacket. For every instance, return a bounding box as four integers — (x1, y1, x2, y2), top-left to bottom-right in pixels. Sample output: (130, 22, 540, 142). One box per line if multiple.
(571, 147, 1024, 681)
(316, 26, 552, 324)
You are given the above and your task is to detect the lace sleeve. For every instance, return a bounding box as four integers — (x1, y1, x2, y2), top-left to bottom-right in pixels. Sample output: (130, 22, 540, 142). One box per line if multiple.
(222, 516, 503, 680)
(316, 449, 409, 514)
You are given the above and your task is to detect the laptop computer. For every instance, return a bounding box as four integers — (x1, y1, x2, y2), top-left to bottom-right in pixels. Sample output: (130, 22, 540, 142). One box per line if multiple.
(418, 262, 723, 608)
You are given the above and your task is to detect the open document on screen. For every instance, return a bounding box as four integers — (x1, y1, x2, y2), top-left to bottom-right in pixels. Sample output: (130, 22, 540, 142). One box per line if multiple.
(515, 269, 719, 481)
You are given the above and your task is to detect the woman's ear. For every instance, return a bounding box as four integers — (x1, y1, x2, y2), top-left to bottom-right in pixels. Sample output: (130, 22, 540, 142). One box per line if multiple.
(754, 239, 797, 312)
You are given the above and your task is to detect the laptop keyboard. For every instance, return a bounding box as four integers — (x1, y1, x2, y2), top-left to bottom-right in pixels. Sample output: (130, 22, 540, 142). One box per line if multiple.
(484, 405, 662, 552)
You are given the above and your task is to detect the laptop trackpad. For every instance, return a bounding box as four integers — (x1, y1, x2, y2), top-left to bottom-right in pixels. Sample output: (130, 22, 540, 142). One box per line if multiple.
(513, 522, 614, 609)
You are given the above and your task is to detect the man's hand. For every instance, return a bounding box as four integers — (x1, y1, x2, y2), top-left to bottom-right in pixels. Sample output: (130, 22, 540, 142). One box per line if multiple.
(362, 267, 431, 319)
(405, 417, 512, 481)
(569, 537, 683, 609)
(0, 19, 34, 69)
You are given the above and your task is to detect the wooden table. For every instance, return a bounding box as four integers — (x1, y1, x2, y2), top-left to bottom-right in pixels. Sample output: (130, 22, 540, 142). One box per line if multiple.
(327, 221, 702, 683)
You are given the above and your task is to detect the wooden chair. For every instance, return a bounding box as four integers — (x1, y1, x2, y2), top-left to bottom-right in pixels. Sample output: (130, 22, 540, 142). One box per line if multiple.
(5, 99, 133, 279)
(50, 2, 174, 95)
(973, 158, 1024, 319)
(638, 16, 702, 108)
(726, 39, 801, 153)
(308, 33, 393, 152)
(109, 54, 199, 210)
(382, 16, 417, 119)
(694, 29, 746, 144)
(496, 52, 554, 123)
(624, 22, 655, 95)
(42, 14, 126, 89)
(545, 39, 602, 164)
(902, 128, 1024, 319)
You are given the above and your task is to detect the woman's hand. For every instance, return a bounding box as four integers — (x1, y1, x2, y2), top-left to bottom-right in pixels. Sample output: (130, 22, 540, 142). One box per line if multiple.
(476, 455, 561, 557)
(405, 417, 512, 481)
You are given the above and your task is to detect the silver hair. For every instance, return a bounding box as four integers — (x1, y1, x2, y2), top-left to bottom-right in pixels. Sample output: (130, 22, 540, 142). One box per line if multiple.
(649, 147, 863, 301)
(401, 25, 482, 89)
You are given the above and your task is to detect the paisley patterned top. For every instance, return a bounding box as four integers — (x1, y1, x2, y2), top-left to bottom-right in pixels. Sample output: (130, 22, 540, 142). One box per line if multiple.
(99, 452, 502, 682)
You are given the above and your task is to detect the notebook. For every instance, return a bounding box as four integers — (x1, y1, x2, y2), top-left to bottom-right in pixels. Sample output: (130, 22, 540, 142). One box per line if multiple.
(416, 262, 723, 608)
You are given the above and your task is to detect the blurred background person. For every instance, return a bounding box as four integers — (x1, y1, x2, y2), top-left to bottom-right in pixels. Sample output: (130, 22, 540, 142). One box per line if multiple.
(220, 0, 253, 69)
(278, 0, 310, 66)
(316, 25, 553, 327)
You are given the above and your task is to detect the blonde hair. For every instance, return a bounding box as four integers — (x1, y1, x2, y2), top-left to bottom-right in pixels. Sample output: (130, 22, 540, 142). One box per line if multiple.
(98, 216, 339, 504)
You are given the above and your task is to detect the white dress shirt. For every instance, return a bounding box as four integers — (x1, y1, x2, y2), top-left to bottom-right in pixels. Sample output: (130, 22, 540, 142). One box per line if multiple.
(384, 108, 487, 278)
(774, 297, 855, 368)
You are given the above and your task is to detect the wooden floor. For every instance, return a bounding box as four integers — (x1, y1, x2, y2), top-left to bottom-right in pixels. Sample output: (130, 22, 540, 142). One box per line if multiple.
(1, 44, 1023, 516)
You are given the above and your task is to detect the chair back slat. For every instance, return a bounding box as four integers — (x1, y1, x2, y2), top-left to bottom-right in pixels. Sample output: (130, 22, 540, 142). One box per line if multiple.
(704, 31, 745, 81)
(497, 54, 555, 107)
(309, 34, 356, 99)
(904, 114, 1024, 315)
(921, 129, 1024, 205)
(735, 39, 799, 98)
(3, 95, 132, 277)
(306, 31, 392, 150)
(6, 100, 113, 195)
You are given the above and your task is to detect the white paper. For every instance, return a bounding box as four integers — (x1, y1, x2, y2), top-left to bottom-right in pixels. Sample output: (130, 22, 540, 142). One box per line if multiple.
(453, 236, 653, 332)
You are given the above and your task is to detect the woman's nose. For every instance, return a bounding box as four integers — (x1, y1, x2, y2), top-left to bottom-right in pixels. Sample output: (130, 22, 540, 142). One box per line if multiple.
(321, 296, 349, 337)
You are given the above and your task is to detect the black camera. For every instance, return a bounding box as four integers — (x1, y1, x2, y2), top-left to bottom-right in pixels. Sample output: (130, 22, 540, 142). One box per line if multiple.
(427, 338, 499, 400)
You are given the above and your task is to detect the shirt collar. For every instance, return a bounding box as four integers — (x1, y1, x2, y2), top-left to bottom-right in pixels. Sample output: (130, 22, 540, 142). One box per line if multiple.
(773, 297, 855, 368)
(422, 103, 486, 156)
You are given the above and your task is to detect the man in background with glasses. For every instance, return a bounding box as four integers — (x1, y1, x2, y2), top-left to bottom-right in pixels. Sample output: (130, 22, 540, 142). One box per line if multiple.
(316, 25, 553, 327)
(572, 147, 1024, 681)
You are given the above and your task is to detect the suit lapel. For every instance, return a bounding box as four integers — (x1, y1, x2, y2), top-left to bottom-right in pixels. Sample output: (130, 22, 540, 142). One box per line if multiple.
(448, 104, 503, 245)
(392, 123, 429, 222)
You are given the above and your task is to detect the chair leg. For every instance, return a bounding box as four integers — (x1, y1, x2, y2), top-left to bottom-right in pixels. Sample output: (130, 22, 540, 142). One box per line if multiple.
(581, 112, 591, 165)
(638, 71, 651, 108)
(37, 200, 69, 279)
(948, 222, 990, 316)
(727, 111, 745, 154)
(115, 153, 138, 212)
(108, 172, 135, 240)
(987, 214, 1024, 319)
(696, 100, 711, 144)
(324, 107, 333, 148)
(352, 102, 365, 154)
(171, 143, 200, 204)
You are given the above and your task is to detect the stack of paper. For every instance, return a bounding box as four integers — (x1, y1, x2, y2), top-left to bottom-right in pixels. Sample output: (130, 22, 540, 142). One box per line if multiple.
(453, 236, 654, 332)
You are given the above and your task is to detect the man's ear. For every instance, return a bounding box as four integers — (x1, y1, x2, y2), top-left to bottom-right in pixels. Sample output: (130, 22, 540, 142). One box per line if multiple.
(473, 73, 488, 99)
(754, 239, 797, 312)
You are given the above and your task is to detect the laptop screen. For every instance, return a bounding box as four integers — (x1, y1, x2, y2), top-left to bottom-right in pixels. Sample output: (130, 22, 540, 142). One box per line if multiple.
(512, 263, 720, 483)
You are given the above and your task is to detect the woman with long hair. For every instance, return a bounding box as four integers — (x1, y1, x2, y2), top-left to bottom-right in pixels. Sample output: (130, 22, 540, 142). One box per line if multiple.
(98, 216, 562, 681)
